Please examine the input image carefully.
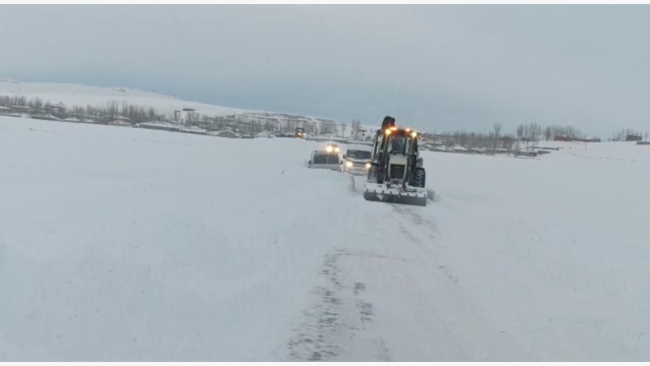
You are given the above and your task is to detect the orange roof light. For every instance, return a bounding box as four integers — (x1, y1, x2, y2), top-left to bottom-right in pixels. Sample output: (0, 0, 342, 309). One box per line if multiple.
(390, 126, 398, 131)
(405, 127, 411, 132)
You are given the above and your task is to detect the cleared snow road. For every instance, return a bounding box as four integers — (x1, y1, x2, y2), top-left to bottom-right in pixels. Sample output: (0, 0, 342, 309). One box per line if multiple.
(3, 117, 650, 361)
(285, 175, 528, 361)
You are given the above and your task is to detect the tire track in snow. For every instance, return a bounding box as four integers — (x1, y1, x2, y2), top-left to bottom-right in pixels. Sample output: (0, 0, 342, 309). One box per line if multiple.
(286, 176, 425, 361)
(287, 173, 526, 361)
(286, 252, 343, 361)
(286, 248, 391, 361)
(390, 204, 438, 255)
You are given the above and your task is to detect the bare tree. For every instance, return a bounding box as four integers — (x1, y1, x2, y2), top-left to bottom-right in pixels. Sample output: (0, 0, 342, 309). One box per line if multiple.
(493, 123, 502, 137)
(516, 124, 524, 141)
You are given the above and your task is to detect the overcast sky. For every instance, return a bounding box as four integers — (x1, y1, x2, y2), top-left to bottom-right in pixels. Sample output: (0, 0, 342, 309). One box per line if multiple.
(1, 5, 649, 136)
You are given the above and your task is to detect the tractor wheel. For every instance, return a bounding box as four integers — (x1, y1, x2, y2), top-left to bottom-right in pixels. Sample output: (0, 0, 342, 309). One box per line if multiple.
(413, 168, 426, 188)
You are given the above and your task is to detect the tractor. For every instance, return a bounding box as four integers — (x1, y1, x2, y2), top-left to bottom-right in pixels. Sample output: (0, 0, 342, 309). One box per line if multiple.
(364, 116, 427, 206)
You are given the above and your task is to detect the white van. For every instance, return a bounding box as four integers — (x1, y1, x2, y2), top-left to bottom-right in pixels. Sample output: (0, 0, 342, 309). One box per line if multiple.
(340, 146, 372, 175)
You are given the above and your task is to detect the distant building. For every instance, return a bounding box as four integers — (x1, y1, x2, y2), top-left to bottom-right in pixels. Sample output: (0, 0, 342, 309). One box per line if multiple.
(0, 106, 14, 116)
(10, 105, 31, 114)
(106, 116, 132, 126)
(213, 130, 241, 138)
(30, 114, 62, 121)
(179, 126, 207, 135)
(182, 108, 196, 126)
(137, 122, 180, 132)
(47, 105, 63, 114)
(554, 135, 601, 143)
(554, 135, 574, 142)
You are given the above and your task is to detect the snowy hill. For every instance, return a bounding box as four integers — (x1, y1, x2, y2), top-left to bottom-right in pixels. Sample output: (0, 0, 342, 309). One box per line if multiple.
(0, 79, 366, 135)
(3, 116, 649, 361)
(0, 78, 246, 116)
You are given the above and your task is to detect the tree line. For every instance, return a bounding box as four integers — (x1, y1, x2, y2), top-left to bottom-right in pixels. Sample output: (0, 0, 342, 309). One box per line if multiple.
(0, 95, 165, 124)
(610, 128, 648, 141)
(0, 95, 349, 135)
(421, 122, 593, 152)
(5, 94, 646, 143)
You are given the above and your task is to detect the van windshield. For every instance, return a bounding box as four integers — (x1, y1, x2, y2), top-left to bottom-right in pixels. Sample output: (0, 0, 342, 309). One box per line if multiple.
(346, 150, 371, 159)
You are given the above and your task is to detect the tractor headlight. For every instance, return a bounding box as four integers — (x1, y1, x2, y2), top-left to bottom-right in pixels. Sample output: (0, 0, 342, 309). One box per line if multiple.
(365, 163, 371, 169)
(326, 146, 333, 153)
(346, 161, 353, 168)
(335, 147, 340, 152)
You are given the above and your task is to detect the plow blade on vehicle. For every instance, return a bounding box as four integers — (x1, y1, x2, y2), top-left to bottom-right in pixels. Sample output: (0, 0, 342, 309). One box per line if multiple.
(363, 183, 427, 206)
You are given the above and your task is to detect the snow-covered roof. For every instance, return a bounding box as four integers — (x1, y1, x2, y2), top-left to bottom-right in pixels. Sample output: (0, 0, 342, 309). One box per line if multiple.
(212, 130, 240, 138)
(180, 126, 207, 134)
(138, 121, 173, 127)
(30, 114, 62, 121)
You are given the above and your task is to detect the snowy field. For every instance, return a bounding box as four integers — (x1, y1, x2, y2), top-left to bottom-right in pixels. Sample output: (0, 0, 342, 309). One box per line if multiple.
(1, 115, 650, 361)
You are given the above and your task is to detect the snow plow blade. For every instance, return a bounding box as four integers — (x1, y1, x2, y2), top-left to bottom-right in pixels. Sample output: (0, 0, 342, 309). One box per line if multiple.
(363, 183, 427, 206)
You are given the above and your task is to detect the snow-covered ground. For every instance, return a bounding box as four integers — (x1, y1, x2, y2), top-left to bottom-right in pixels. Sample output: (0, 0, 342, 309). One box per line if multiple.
(1, 116, 650, 361)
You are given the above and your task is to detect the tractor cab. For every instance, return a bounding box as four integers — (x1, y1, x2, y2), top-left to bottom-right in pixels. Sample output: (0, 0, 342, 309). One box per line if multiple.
(370, 126, 421, 181)
(325, 143, 340, 153)
(295, 127, 306, 138)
